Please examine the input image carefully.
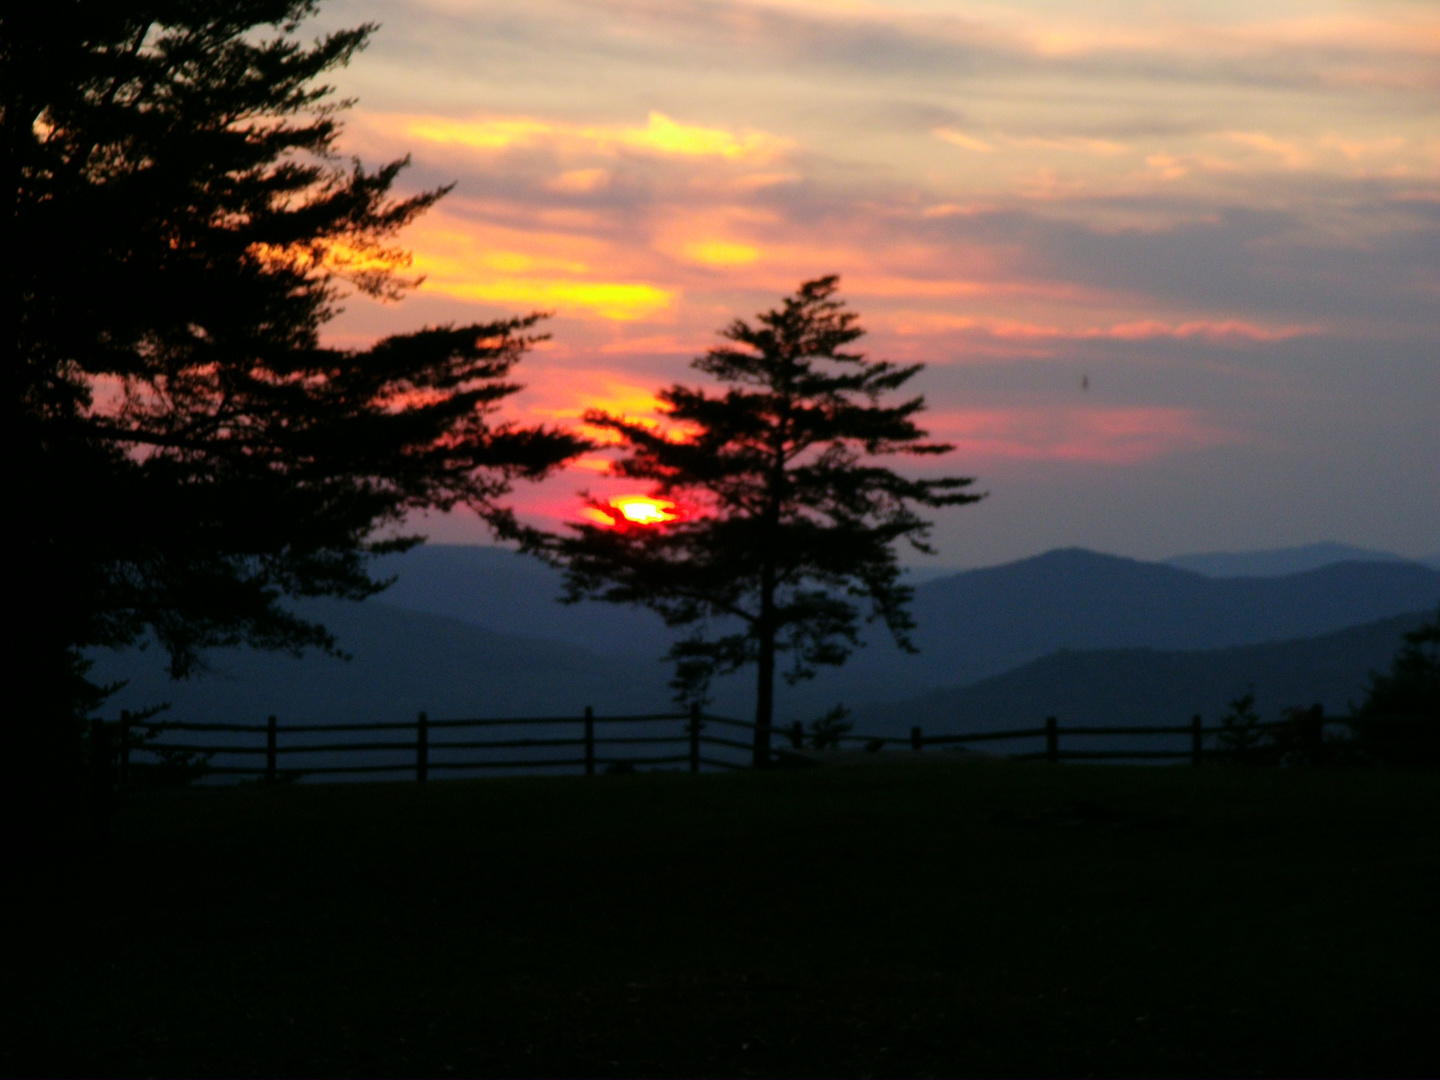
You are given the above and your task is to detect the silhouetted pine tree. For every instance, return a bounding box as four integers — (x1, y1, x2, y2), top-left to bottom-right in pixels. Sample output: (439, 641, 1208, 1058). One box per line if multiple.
(4, 1, 585, 804)
(536, 277, 981, 765)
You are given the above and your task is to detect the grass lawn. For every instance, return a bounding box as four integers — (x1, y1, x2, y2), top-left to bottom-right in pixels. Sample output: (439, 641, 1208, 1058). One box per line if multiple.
(10, 760, 1439, 1078)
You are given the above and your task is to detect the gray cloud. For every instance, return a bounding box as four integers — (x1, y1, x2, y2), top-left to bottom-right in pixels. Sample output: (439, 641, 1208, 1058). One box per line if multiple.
(463, 0, 1440, 97)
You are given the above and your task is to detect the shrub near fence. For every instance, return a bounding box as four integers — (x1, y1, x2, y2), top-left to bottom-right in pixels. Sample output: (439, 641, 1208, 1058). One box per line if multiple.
(98, 708, 1356, 787)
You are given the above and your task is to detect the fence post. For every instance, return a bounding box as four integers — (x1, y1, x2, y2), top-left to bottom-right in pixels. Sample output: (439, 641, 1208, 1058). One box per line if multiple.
(1046, 716, 1058, 764)
(416, 711, 428, 783)
(789, 721, 803, 750)
(584, 706, 595, 776)
(119, 708, 131, 788)
(266, 714, 277, 784)
(911, 725, 923, 752)
(1191, 714, 1203, 766)
(689, 703, 702, 774)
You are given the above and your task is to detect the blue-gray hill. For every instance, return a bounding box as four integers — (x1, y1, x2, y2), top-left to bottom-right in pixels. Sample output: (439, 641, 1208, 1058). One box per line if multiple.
(372, 544, 674, 660)
(91, 546, 1440, 726)
(796, 548, 1440, 715)
(92, 597, 673, 726)
(1164, 542, 1413, 577)
(848, 609, 1434, 738)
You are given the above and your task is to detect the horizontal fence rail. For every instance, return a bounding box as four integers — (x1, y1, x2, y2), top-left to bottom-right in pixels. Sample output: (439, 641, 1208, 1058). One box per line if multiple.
(105, 705, 751, 784)
(96, 705, 1355, 787)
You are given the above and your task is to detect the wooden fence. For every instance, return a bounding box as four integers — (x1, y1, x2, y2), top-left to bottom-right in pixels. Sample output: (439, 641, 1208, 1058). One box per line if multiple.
(806, 712, 1341, 764)
(98, 706, 1349, 785)
(105, 705, 753, 784)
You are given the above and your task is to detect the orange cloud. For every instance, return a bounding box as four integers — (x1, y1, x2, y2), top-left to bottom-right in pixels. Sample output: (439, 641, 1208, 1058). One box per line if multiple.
(392, 110, 792, 164)
(937, 129, 1128, 156)
(547, 168, 612, 193)
(516, 368, 672, 444)
(681, 240, 764, 267)
(618, 112, 789, 161)
(405, 115, 554, 151)
(402, 214, 675, 322)
(432, 278, 673, 322)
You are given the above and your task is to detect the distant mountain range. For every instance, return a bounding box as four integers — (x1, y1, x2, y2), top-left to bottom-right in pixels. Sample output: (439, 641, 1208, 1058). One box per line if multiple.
(1164, 541, 1434, 578)
(370, 544, 676, 661)
(93, 545, 1440, 729)
(92, 598, 674, 727)
(848, 610, 1431, 739)
(781, 548, 1439, 717)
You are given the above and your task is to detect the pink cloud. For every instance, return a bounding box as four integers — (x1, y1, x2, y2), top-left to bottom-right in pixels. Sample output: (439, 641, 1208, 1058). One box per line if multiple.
(878, 313, 1320, 348)
(1096, 319, 1319, 342)
(927, 406, 1232, 465)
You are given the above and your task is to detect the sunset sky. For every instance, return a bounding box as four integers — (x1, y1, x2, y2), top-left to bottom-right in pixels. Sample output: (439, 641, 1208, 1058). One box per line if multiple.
(312, 0, 1439, 567)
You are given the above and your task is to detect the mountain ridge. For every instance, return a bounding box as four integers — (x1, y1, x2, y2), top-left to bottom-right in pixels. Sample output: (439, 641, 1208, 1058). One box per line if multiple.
(92, 597, 674, 726)
(1164, 541, 1420, 578)
(91, 546, 1440, 727)
(849, 609, 1433, 738)
(792, 548, 1440, 714)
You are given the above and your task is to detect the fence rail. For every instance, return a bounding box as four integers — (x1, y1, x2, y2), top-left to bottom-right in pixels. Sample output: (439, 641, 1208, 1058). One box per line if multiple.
(106, 704, 747, 784)
(99, 705, 1352, 787)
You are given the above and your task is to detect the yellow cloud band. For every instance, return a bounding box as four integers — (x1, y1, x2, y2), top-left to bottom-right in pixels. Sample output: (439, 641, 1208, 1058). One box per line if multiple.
(400, 111, 791, 164)
(422, 276, 674, 322)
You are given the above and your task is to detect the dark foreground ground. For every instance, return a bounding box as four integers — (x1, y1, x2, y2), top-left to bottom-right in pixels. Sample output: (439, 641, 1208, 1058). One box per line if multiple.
(9, 760, 1439, 1078)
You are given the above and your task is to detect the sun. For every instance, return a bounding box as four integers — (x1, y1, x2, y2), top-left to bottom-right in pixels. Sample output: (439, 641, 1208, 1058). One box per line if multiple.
(581, 494, 679, 527)
(612, 495, 677, 524)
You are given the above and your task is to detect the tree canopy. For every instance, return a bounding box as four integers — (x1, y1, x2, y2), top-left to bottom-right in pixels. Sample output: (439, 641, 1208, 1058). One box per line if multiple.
(4, 1, 585, 781)
(537, 277, 982, 764)
(1349, 608, 1440, 765)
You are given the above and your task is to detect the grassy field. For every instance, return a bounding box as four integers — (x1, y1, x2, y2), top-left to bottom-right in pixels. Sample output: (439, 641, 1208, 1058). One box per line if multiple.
(11, 760, 1439, 1078)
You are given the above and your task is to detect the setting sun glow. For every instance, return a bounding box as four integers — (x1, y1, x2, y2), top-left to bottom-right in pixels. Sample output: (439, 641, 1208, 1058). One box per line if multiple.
(583, 495, 679, 527)
(614, 496, 677, 524)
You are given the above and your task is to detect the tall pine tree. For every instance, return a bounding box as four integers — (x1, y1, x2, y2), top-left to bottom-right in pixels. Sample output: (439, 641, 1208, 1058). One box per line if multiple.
(4, 1, 585, 806)
(539, 277, 982, 765)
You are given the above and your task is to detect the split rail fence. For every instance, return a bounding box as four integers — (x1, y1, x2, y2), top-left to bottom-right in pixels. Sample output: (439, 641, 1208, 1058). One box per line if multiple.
(95, 707, 1348, 785)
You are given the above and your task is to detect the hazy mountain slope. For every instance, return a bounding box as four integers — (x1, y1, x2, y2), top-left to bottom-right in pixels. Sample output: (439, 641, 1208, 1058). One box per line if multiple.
(1165, 542, 1409, 577)
(97, 546, 1434, 729)
(848, 610, 1430, 737)
(794, 550, 1440, 713)
(366, 545, 1440, 721)
(370, 545, 673, 659)
(91, 598, 675, 726)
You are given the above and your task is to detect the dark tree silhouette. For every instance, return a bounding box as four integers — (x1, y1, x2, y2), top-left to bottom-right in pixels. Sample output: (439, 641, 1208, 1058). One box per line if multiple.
(4, 1, 585, 801)
(537, 277, 982, 765)
(1348, 607, 1440, 765)
(1216, 691, 1266, 763)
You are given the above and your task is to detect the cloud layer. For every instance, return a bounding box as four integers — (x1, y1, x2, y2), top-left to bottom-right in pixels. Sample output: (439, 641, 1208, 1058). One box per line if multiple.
(313, 0, 1440, 563)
